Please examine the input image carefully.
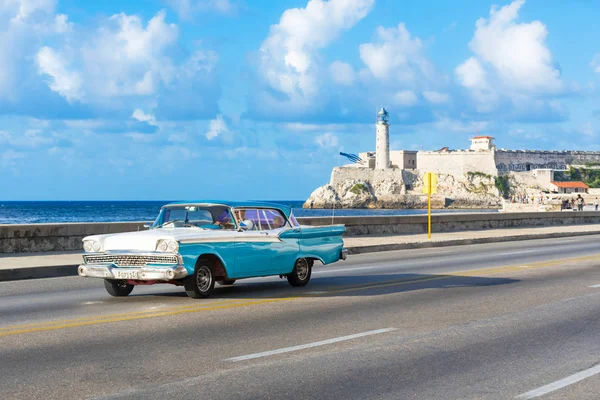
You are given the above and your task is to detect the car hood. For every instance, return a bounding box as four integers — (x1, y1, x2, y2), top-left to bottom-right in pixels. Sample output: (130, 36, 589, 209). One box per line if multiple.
(83, 228, 238, 252)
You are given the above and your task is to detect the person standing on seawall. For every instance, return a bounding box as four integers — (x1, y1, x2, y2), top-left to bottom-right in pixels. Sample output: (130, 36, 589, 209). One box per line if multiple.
(577, 194, 584, 211)
(595, 197, 599, 211)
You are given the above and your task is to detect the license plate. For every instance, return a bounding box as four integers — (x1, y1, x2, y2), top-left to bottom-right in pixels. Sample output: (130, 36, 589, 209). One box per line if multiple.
(114, 270, 139, 280)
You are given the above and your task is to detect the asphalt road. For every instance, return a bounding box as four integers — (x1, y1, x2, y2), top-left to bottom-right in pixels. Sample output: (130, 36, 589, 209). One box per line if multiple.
(2, 235, 600, 399)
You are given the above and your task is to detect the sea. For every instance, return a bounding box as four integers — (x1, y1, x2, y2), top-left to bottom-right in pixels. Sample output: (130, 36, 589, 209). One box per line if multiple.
(0, 201, 498, 225)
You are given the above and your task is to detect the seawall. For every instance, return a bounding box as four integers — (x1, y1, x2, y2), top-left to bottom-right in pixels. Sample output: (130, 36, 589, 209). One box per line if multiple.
(2, 212, 600, 253)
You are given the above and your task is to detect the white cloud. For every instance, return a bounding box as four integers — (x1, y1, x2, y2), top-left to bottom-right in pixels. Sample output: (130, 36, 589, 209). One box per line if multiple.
(30, 10, 219, 116)
(132, 109, 157, 126)
(581, 122, 596, 137)
(168, 0, 239, 19)
(80, 11, 179, 98)
(259, 0, 374, 100)
(359, 23, 435, 84)
(591, 53, 600, 74)
(36, 46, 84, 102)
(456, 0, 562, 110)
(9, 0, 56, 23)
(422, 91, 450, 104)
(329, 61, 355, 86)
(53, 14, 72, 33)
(206, 115, 227, 140)
(1, 149, 24, 168)
(394, 90, 418, 106)
(434, 117, 491, 134)
(315, 132, 339, 148)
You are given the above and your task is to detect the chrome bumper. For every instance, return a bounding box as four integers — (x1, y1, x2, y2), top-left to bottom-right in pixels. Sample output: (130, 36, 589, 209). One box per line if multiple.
(340, 248, 348, 260)
(78, 263, 189, 281)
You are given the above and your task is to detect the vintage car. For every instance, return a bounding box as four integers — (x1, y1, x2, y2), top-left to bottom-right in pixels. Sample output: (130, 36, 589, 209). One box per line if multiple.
(78, 201, 347, 299)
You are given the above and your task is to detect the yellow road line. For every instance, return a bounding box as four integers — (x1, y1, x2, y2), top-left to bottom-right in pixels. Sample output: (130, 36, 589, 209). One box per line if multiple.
(0, 298, 249, 332)
(1, 253, 598, 337)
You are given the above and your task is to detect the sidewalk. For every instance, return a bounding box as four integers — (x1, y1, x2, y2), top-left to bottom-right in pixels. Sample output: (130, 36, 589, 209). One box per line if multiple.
(2, 224, 600, 281)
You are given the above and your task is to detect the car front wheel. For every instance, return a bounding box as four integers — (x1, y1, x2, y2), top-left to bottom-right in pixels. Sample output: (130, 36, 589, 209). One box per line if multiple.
(184, 264, 215, 299)
(287, 258, 312, 287)
(104, 279, 134, 297)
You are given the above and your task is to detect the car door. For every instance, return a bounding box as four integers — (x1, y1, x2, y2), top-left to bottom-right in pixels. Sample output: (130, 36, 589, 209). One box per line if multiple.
(233, 208, 299, 277)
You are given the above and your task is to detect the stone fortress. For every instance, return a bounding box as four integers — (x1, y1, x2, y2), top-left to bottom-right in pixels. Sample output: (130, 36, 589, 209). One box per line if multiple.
(305, 108, 600, 209)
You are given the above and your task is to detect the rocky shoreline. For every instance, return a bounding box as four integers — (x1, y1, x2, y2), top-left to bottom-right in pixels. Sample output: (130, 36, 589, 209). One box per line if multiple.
(304, 167, 504, 210)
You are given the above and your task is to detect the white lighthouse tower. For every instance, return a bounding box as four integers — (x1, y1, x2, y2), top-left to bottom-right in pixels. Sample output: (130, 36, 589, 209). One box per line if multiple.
(375, 108, 390, 169)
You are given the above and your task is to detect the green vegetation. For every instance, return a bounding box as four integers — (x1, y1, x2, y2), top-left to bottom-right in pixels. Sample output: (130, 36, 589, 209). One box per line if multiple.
(349, 183, 368, 195)
(554, 167, 600, 188)
(467, 171, 492, 180)
(494, 175, 511, 198)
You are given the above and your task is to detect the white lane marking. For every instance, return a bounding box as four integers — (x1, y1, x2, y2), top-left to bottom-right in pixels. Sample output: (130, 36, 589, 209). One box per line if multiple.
(516, 364, 600, 399)
(303, 291, 328, 295)
(224, 328, 397, 362)
(83, 301, 103, 305)
(518, 265, 532, 269)
(496, 250, 537, 256)
(314, 266, 376, 274)
(589, 284, 600, 288)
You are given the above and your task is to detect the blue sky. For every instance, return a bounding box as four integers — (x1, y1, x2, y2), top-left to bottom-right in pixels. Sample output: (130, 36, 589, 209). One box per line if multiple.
(1, 0, 599, 200)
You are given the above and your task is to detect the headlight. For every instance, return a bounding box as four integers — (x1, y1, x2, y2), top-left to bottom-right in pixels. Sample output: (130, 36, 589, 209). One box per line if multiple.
(83, 240, 101, 252)
(167, 241, 179, 253)
(156, 240, 178, 253)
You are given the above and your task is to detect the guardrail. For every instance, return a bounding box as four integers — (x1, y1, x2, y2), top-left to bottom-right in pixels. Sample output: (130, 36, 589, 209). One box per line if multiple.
(2, 211, 600, 253)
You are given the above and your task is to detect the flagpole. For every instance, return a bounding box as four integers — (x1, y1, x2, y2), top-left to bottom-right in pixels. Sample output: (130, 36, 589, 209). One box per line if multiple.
(332, 149, 341, 225)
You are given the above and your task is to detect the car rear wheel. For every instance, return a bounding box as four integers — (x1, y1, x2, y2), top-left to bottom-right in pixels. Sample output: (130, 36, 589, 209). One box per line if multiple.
(104, 279, 134, 297)
(217, 279, 236, 285)
(184, 264, 215, 299)
(287, 258, 312, 287)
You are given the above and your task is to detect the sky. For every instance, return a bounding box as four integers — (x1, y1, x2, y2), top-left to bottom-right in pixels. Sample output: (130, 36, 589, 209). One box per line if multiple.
(1, 0, 599, 201)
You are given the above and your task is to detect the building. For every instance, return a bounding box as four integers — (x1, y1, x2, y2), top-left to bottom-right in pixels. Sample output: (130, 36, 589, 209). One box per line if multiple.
(390, 150, 417, 169)
(549, 181, 589, 194)
(469, 136, 496, 151)
(352, 107, 600, 181)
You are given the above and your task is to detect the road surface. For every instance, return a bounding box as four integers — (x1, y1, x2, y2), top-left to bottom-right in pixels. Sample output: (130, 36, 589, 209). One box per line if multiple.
(2, 235, 600, 399)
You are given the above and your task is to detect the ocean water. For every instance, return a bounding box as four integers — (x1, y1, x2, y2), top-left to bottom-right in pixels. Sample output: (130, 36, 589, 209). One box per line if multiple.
(0, 201, 497, 225)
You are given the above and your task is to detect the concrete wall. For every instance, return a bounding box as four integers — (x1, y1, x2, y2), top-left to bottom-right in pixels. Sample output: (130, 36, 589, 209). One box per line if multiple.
(495, 150, 600, 174)
(417, 151, 497, 176)
(3, 212, 600, 253)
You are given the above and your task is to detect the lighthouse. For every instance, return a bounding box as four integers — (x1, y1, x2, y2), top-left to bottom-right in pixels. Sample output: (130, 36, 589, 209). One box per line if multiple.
(375, 108, 390, 169)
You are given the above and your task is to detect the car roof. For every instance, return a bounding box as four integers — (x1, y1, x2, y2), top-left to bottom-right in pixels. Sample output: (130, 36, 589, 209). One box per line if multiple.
(162, 200, 292, 216)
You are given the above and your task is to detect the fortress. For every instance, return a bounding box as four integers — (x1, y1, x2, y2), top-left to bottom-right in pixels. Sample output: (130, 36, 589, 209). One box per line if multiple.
(305, 108, 600, 209)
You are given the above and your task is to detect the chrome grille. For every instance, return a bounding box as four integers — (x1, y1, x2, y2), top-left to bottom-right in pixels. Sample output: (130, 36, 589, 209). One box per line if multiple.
(84, 254, 178, 267)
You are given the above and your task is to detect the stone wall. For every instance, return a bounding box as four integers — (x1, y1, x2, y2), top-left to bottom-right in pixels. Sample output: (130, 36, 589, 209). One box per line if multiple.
(417, 151, 498, 176)
(3, 212, 600, 253)
(0, 222, 147, 253)
(495, 150, 600, 174)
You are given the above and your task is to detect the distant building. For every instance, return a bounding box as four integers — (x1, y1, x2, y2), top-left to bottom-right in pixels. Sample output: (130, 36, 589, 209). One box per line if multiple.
(549, 181, 589, 194)
(390, 150, 417, 169)
(469, 136, 496, 151)
(351, 108, 600, 181)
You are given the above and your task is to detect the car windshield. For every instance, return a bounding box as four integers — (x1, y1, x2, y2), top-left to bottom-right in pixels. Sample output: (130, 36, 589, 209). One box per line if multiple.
(152, 205, 235, 229)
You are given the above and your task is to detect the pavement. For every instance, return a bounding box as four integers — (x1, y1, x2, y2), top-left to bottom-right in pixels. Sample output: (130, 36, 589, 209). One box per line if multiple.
(3, 235, 600, 399)
(2, 223, 600, 281)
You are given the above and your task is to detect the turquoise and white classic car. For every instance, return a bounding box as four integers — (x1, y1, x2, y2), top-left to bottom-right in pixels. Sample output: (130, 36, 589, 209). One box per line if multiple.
(78, 201, 347, 299)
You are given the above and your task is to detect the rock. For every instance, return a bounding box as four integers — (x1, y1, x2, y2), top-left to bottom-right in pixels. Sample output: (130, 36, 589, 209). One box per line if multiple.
(304, 167, 505, 209)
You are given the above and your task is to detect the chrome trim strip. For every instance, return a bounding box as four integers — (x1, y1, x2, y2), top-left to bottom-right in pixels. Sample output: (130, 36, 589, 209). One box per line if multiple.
(78, 264, 188, 281)
(179, 236, 281, 244)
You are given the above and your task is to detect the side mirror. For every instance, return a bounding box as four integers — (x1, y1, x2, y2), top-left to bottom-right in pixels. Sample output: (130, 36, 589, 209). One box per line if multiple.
(143, 223, 152, 230)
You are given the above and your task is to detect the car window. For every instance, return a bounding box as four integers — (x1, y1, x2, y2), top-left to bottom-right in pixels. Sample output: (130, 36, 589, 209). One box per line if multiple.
(289, 212, 300, 227)
(163, 208, 213, 225)
(233, 208, 287, 231)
